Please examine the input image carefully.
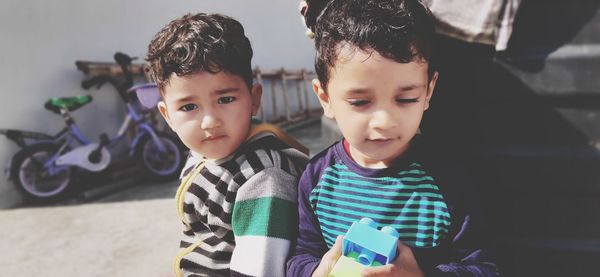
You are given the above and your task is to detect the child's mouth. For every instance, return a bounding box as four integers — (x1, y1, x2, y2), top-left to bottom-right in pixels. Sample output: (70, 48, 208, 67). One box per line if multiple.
(367, 138, 393, 144)
(204, 135, 226, 141)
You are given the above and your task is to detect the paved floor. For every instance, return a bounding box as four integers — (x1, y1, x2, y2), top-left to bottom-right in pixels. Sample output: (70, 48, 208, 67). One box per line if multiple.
(0, 199, 180, 277)
(0, 121, 326, 276)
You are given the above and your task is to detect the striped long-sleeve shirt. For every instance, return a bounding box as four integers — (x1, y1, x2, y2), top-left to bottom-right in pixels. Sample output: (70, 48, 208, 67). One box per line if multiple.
(175, 125, 308, 277)
(287, 137, 499, 276)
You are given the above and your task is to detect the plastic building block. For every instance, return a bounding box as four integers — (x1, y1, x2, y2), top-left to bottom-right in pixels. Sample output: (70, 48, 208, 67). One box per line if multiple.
(329, 256, 367, 277)
(329, 218, 400, 277)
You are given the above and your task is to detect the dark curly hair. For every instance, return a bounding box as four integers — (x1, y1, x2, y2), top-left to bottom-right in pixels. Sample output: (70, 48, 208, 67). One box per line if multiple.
(146, 13, 253, 92)
(305, 0, 436, 89)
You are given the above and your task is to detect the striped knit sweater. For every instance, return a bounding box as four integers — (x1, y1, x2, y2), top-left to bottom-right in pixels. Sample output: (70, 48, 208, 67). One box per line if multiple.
(287, 138, 499, 276)
(174, 125, 308, 277)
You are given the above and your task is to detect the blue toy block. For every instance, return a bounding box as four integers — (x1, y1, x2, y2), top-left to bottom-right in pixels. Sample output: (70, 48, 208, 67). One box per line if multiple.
(342, 218, 400, 266)
(329, 218, 400, 277)
(329, 217, 400, 277)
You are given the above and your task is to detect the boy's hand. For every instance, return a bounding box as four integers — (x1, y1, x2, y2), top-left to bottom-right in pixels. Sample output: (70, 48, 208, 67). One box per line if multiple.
(312, 236, 344, 277)
(361, 241, 424, 277)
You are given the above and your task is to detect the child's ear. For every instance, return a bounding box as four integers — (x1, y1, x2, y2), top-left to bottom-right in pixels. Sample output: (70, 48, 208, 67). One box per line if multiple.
(424, 71, 439, 111)
(250, 84, 263, 116)
(157, 101, 175, 130)
(312, 79, 334, 119)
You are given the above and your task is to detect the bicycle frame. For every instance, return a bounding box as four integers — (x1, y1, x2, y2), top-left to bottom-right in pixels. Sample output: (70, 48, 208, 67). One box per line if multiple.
(123, 101, 169, 156)
(55, 97, 166, 160)
(64, 103, 150, 147)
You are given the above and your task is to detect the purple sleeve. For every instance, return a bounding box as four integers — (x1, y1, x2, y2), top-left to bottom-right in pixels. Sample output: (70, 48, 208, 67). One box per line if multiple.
(411, 215, 499, 276)
(286, 154, 331, 277)
(411, 160, 499, 276)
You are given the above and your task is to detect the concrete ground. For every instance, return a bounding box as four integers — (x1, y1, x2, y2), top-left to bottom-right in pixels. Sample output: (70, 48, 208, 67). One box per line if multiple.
(0, 199, 180, 276)
(0, 120, 326, 277)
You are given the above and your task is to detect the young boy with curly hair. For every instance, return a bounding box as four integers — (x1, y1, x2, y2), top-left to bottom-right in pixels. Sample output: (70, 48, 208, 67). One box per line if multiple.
(146, 13, 309, 277)
(288, 0, 499, 276)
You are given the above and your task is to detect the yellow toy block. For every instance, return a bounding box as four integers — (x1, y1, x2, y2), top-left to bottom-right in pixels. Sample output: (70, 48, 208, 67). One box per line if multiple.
(329, 256, 367, 277)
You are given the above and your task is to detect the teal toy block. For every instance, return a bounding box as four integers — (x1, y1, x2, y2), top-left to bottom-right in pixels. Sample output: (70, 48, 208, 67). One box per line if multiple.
(329, 218, 400, 277)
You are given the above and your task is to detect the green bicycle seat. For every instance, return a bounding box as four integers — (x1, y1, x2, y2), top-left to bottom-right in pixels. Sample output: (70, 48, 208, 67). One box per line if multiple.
(44, 95, 93, 114)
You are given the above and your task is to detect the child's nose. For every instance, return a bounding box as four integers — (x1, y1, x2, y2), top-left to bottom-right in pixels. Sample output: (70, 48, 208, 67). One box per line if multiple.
(200, 111, 221, 129)
(369, 110, 397, 130)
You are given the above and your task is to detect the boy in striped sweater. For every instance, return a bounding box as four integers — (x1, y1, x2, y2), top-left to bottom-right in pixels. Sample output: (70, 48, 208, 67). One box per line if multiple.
(288, 0, 498, 276)
(146, 13, 309, 277)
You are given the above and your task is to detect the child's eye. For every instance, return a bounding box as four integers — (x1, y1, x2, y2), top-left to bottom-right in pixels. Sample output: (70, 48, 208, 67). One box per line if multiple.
(348, 99, 370, 107)
(396, 98, 419, 104)
(217, 96, 236, 104)
(179, 104, 198, 112)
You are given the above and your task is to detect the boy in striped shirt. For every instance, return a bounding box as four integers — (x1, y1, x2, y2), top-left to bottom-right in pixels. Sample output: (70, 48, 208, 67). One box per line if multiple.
(288, 0, 498, 276)
(146, 13, 309, 277)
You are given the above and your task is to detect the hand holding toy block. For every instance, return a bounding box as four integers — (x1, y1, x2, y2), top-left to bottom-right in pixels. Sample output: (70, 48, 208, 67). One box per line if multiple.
(329, 218, 400, 277)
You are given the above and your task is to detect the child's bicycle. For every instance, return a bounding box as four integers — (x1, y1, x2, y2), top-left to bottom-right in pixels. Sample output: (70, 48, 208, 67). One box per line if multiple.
(0, 52, 186, 201)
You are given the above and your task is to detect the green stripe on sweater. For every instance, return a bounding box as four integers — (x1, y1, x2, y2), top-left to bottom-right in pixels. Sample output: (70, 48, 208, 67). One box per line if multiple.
(232, 197, 297, 239)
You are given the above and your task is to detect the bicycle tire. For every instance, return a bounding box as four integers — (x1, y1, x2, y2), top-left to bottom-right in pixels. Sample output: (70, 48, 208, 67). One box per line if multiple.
(11, 143, 73, 201)
(135, 133, 185, 180)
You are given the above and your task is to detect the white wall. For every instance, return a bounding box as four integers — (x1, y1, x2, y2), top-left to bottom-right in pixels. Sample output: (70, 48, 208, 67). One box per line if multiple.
(0, 0, 316, 208)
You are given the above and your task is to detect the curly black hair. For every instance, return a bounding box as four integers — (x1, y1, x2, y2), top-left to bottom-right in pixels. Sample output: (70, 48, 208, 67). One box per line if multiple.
(305, 0, 436, 89)
(146, 13, 253, 92)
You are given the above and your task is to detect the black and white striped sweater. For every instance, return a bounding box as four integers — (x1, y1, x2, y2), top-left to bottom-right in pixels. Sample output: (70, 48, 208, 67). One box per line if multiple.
(174, 125, 309, 277)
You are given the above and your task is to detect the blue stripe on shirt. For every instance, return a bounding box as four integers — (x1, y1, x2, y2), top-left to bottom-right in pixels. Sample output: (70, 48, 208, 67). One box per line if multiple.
(310, 163, 451, 248)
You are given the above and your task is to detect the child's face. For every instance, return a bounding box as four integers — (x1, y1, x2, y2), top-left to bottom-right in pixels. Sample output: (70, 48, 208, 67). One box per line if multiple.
(158, 71, 262, 160)
(314, 47, 438, 168)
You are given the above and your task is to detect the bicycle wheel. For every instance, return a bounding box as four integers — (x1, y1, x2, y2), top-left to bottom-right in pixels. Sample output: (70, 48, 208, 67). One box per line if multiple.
(135, 133, 185, 180)
(11, 143, 72, 201)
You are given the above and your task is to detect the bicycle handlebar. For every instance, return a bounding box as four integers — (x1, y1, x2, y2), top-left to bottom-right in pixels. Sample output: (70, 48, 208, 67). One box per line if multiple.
(114, 52, 137, 66)
(114, 52, 138, 89)
(80, 52, 137, 102)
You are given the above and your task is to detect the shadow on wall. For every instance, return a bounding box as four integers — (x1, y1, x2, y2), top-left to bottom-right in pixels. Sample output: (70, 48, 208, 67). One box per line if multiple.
(421, 2, 600, 276)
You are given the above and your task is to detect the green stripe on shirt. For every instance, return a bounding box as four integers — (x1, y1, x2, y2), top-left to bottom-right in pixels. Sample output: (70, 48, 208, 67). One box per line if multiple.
(232, 197, 296, 239)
